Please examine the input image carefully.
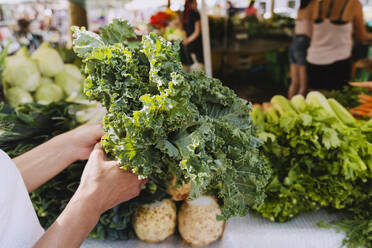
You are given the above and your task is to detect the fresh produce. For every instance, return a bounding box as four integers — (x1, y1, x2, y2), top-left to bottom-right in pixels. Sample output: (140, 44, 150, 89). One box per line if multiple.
(1, 45, 85, 107)
(55, 69, 82, 98)
(39, 77, 54, 85)
(2, 48, 40, 92)
(252, 92, 372, 221)
(168, 175, 191, 201)
(72, 19, 270, 224)
(31, 43, 64, 77)
(251, 92, 372, 248)
(324, 85, 370, 109)
(347, 82, 372, 117)
(132, 199, 177, 242)
(5, 87, 33, 107)
(34, 82, 64, 105)
(350, 81, 372, 90)
(0, 102, 79, 158)
(178, 195, 225, 247)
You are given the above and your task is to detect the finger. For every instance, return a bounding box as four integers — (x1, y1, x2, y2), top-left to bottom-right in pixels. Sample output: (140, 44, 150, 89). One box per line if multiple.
(105, 160, 121, 168)
(92, 124, 105, 140)
(140, 178, 148, 184)
(90, 143, 104, 160)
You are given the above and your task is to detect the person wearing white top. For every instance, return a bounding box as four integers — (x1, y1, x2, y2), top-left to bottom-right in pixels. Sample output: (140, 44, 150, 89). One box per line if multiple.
(306, 0, 372, 90)
(0, 124, 146, 248)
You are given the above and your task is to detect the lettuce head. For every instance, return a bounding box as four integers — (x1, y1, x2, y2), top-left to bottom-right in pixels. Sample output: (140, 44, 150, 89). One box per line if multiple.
(31, 43, 64, 77)
(5, 87, 33, 107)
(3, 49, 40, 92)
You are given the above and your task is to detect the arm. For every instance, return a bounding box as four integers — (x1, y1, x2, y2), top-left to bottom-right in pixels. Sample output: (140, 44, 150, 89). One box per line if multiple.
(353, 2, 372, 42)
(34, 144, 145, 248)
(183, 20, 201, 46)
(13, 124, 103, 192)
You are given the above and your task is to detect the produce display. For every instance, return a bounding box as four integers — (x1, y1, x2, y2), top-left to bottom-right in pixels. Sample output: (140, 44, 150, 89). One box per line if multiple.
(1, 15, 372, 248)
(251, 92, 372, 248)
(324, 85, 370, 109)
(148, 9, 185, 41)
(348, 82, 372, 117)
(70, 19, 271, 244)
(2, 44, 84, 107)
(230, 14, 294, 40)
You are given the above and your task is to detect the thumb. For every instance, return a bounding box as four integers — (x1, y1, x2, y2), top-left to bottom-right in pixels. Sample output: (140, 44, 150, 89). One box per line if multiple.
(90, 143, 104, 160)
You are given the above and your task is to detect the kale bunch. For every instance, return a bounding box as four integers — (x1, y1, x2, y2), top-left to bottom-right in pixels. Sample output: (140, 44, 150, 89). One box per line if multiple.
(72, 20, 270, 220)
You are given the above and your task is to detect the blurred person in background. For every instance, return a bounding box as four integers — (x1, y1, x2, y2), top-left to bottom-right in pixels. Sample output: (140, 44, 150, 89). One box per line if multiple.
(182, 0, 204, 65)
(227, 1, 238, 18)
(306, 0, 372, 91)
(288, 0, 313, 98)
(15, 18, 40, 52)
(245, 0, 257, 17)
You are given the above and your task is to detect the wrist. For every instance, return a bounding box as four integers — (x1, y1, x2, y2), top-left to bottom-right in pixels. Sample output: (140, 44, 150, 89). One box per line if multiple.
(71, 187, 103, 220)
(52, 132, 80, 163)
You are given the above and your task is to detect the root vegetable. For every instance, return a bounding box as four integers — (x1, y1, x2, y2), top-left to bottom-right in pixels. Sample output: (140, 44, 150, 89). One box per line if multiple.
(132, 199, 176, 243)
(168, 175, 190, 201)
(178, 195, 225, 247)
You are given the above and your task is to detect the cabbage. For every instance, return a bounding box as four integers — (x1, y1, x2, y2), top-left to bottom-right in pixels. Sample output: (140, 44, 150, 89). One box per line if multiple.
(5, 87, 33, 107)
(4, 47, 29, 68)
(39, 77, 54, 85)
(55, 71, 81, 98)
(2, 54, 40, 92)
(31, 43, 64, 77)
(34, 83, 64, 105)
(63, 64, 83, 82)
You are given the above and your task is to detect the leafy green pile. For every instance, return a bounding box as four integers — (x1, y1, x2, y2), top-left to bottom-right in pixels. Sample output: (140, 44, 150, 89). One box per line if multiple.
(0, 102, 79, 157)
(72, 19, 270, 220)
(251, 93, 372, 247)
(324, 85, 370, 109)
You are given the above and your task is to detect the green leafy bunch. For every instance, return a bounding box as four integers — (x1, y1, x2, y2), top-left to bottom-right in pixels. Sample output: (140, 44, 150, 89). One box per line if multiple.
(72, 19, 270, 220)
(251, 95, 372, 223)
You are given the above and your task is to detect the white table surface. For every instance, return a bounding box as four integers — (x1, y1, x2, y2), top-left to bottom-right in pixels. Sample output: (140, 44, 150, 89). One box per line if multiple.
(82, 210, 345, 248)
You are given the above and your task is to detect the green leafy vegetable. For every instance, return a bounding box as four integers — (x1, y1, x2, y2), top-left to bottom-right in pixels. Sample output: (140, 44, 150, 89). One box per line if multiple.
(31, 43, 64, 77)
(3, 48, 40, 92)
(324, 86, 370, 109)
(251, 93, 372, 247)
(72, 20, 270, 221)
(5, 87, 33, 107)
(34, 83, 64, 105)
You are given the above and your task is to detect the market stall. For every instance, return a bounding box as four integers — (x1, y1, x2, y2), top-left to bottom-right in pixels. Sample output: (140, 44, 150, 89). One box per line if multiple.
(0, 1, 372, 248)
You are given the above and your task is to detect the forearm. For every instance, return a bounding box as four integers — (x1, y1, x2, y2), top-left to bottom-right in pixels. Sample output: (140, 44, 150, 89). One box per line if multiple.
(367, 32, 372, 42)
(34, 191, 100, 248)
(13, 133, 77, 192)
(186, 31, 200, 44)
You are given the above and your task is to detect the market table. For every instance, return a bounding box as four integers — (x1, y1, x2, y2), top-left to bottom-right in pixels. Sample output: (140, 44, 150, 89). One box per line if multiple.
(211, 38, 291, 82)
(82, 210, 344, 248)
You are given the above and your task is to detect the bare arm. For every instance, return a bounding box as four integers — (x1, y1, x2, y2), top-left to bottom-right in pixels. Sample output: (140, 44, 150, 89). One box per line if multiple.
(34, 144, 145, 248)
(13, 124, 103, 192)
(183, 20, 201, 45)
(353, 2, 372, 42)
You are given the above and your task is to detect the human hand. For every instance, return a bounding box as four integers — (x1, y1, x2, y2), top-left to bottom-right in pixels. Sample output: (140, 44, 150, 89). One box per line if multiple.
(182, 39, 190, 46)
(75, 143, 146, 215)
(61, 124, 104, 161)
